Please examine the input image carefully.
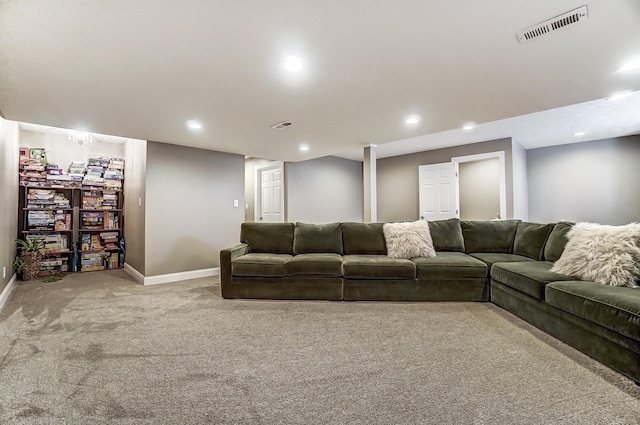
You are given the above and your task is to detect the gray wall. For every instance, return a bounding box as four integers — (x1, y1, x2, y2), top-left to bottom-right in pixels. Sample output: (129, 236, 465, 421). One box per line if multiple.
(123, 139, 147, 275)
(528, 135, 640, 225)
(0, 119, 19, 293)
(377, 138, 513, 222)
(286, 156, 363, 223)
(145, 142, 245, 276)
(459, 158, 500, 220)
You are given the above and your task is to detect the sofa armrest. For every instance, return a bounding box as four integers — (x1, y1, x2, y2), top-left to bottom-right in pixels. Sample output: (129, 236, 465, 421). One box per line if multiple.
(220, 243, 249, 298)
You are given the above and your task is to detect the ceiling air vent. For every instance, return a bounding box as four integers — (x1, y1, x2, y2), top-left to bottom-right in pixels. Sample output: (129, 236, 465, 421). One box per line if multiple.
(517, 5, 588, 43)
(271, 121, 295, 129)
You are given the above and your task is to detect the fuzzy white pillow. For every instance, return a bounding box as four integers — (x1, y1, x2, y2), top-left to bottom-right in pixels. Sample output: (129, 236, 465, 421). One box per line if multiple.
(383, 220, 436, 259)
(551, 222, 640, 287)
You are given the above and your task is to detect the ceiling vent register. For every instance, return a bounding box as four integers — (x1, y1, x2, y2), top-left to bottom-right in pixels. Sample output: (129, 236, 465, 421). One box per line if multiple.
(271, 121, 295, 129)
(517, 5, 588, 43)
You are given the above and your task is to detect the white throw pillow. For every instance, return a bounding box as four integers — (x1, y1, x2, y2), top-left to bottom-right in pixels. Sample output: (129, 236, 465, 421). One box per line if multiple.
(550, 222, 640, 287)
(383, 220, 436, 259)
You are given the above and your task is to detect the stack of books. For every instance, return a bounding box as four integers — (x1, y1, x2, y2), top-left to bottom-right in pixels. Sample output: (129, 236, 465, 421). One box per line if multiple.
(82, 190, 103, 210)
(26, 233, 68, 253)
(100, 231, 119, 250)
(81, 211, 104, 229)
(18, 148, 48, 186)
(40, 257, 69, 273)
(104, 158, 124, 190)
(26, 188, 55, 208)
(27, 210, 55, 229)
(54, 212, 72, 230)
(81, 252, 105, 272)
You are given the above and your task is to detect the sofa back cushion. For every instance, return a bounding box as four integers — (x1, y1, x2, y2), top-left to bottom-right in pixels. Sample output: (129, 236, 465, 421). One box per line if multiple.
(513, 222, 554, 260)
(294, 222, 343, 254)
(461, 220, 521, 254)
(240, 222, 294, 254)
(544, 222, 575, 262)
(342, 222, 387, 255)
(428, 218, 465, 252)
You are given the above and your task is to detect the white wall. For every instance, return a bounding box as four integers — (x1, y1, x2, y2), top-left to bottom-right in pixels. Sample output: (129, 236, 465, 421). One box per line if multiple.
(0, 119, 19, 292)
(527, 135, 640, 225)
(286, 156, 363, 223)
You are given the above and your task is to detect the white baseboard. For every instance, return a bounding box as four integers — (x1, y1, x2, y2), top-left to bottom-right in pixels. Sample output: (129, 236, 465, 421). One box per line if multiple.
(124, 263, 220, 286)
(0, 273, 18, 313)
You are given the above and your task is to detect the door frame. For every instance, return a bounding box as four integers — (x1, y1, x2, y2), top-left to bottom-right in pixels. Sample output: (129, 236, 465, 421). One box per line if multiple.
(254, 161, 285, 223)
(451, 151, 507, 220)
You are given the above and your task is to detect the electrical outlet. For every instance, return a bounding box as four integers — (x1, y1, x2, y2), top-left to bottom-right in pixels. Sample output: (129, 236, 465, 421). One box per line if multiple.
(233, 199, 239, 207)
(3, 266, 6, 279)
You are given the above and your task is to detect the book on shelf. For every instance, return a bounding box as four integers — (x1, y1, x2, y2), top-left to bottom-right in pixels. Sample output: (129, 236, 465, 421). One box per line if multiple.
(54, 213, 71, 231)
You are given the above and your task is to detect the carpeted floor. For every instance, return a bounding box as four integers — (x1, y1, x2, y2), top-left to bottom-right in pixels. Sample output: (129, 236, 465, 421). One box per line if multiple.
(0, 270, 639, 424)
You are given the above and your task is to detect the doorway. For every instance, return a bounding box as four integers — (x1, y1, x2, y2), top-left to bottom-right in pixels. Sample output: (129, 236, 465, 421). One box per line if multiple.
(254, 161, 285, 223)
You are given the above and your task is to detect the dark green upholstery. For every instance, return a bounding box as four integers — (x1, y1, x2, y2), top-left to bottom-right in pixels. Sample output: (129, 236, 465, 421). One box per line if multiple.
(343, 255, 416, 279)
(342, 222, 387, 255)
(413, 252, 486, 279)
(491, 281, 640, 384)
(231, 253, 292, 277)
(461, 220, 521, 253)
(470, 253, 535, 267)
(428, 218, 465, 252)
(491, 261, 575, 300)
(546, 281, 640, 342)
(287, 253, 343, 277)
(241, 222, 294, 254)
(544, 222, 574, 262)
(228, 277, 343, 300)
(513, 222, 554, 260)
(294, 222, 343, 254)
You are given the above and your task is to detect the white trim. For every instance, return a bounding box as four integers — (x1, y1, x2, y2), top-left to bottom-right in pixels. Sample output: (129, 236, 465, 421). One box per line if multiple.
(125, 263, 220, 286)
(0, 274, 18, 313)
(124, 262, 145, 283)
(451, 151, 507, 220)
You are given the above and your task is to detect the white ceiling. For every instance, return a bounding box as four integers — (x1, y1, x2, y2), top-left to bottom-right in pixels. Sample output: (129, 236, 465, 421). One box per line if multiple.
(1, 1, 639, 162)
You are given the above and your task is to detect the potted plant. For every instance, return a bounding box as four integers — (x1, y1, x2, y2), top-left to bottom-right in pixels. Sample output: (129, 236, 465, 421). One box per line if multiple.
(16, 237, 46, 280)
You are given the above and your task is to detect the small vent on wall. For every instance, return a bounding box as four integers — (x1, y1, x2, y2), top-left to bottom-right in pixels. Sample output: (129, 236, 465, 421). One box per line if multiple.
(517, 5, 588, 43)
(271, 121, 295, 129)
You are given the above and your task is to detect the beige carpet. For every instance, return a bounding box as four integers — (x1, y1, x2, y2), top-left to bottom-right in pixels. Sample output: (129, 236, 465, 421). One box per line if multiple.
(0, 270, 639, 424)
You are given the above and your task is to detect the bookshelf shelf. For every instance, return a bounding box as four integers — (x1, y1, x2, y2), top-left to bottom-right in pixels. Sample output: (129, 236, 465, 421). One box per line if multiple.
(18, 152, 125, 276)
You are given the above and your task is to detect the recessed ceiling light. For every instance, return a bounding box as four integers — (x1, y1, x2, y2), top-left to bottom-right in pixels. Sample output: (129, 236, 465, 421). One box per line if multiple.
(284, 56, 303, 72)
(405, 115, 421, 125)
(606, 91, 632, 101)
(463, 123, 475, 131)
(186, 120, 202, 130)
(617, 61, 640, 72)
(574, 131, 586, 137)
(299, 145, 310, 152)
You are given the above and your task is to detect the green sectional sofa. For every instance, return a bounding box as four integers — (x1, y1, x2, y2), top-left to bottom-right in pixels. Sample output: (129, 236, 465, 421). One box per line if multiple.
(220, 219, 640, 384)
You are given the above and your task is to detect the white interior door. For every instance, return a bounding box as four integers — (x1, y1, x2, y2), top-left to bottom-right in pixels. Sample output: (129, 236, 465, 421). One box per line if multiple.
(418, 162, 459, 221)
(255, 161, 284, 222)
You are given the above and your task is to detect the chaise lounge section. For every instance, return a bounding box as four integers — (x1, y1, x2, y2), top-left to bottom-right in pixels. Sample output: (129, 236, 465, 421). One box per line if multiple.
(220, 219, 640, 384)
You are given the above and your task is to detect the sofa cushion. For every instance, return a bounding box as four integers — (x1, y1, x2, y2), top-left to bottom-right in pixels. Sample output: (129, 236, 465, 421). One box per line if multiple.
(461, 220, 521, 254)
(287, 253, 343, 277)
(550, 222, 640, 287)
(491, 261, 575, 300)
(546, 281, 640, 343)
(383, 220, 435, 259)
(470, 253, 535, 267)
(232, 253, 292, 277)
(513, 222, 554, 260)
(342, 222, 387, 255)
(413, 252, 487, 279)
(294, 222, 343, 255)
(544, 222, 574, 262)
(343, 255, 416, 279)
(241, 223, 294, 254)
(428, 218, 465, 252)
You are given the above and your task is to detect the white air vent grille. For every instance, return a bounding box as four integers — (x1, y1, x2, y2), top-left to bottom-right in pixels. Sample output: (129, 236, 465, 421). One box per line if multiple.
(271, 121, 295, 129)
(517, 6, 588, 43)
